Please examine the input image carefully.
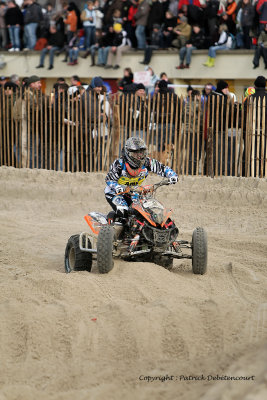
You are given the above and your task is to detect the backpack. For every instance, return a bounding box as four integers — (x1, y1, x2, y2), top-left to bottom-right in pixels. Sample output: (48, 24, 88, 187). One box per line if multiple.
(228, 33, 237, 49)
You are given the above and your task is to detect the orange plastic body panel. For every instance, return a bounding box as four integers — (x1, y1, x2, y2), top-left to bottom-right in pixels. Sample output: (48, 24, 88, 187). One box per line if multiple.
(161, 210, 173, 227)
(132, 203, 157, 227)
(84, 214, 101, 235)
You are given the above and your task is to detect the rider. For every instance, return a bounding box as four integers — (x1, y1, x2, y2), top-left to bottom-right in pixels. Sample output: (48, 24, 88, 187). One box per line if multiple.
(105, 137, 178, 221)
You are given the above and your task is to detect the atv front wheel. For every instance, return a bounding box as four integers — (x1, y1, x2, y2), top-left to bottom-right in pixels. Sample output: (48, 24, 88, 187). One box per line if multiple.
(153, 254, 173, 271)
(97, 225, 114, 274)
(64, 234, 92, 273)
(192, 227, 207, 275)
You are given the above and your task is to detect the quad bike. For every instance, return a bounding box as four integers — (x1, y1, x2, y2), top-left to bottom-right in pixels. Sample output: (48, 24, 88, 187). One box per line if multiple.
(64, 179, 208, 274)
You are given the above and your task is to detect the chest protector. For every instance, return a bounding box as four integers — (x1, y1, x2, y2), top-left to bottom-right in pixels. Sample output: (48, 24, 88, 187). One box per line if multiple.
(117, 162, 148, 186)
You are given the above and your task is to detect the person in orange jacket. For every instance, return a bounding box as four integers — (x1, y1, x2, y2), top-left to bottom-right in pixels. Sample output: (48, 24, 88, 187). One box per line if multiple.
(226, 0, 237, 22)
(63, 3, 78, 42)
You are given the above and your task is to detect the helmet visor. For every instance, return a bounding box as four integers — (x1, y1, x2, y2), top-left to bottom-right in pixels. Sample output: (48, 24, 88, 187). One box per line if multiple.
(128, 149, 147, 162)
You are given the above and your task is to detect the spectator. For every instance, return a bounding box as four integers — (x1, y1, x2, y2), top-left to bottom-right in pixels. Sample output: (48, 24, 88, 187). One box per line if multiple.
(135, 0, 150, 50)
(0, 1, 7, 50)
(63, 2, 78, 43)
(5, 0, 23, 52)
(105, 22, 131, 69)
(84, 28, 102, 66)
(22, 76, 29, 87)
(97, 24, 115, 66)
(121, 0, 131, 29)
(169, 0, 179, 18)
(203, 0, 220, 40)
(160, 10, 177, 48)
(201, 82, 214, 106)
(220, 10, 236, 35)
(81, 1, 96, 50)
(111, 8, 123, 25)
(203, 23, 232, 67)
(139, 23, 161, 65)
(226, 0, 237, 24)
(154, 79, 178, 151)
(70, 75, 82, 87)
(10, 73, 20, 86)
(94, 0, 104, 29)
(145, 65, 159, 94)
(186, 84, 193, 101)
(210, 79, 238, 175)
(4, 80, 18, 94)
(184, 89, 202, 174)
(80, 76, 104, 170)
(257, 0, 267, 33)
(23, 0, 43, 50)
(248, 75, 267, 176)
(253, 23, 267, 69)
(15, 75, 45, 168)
(0, 75, 7, 92)
(36, 25, 64, 70)
(172, 15, 192, 49)
(57, 77, 66, 84)
(127, 0, 138, 48)
(176, 24, 206, 69)
(159, 71, 174, 92)
(103, 0, 123, 25)
(237, 0, 254, 49)
(118, 67, 133, 91)
(147, 0, 164, 40)
(67, 30, 80, 65)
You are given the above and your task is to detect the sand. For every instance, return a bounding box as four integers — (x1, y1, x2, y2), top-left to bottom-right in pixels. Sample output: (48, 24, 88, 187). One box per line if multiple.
(0, 166, 266, 400)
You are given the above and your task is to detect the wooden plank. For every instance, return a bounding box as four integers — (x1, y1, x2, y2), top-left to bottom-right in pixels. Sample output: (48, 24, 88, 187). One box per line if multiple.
(261, 97, 265, 178)
(256, 97, 261, 177)
(207, 127, 214, 177)
(173, 93, 179, 172)
(251, 99, 256, 177)
(201, 94, 207, 176)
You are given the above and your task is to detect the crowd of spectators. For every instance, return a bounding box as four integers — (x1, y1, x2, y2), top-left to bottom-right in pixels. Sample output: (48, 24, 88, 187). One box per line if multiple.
(0, 69, 266, 176)
(0, 0, 266, 70)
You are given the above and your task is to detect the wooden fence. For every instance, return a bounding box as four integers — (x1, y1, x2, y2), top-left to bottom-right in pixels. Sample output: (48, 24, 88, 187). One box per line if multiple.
(0, 88, 266, 178)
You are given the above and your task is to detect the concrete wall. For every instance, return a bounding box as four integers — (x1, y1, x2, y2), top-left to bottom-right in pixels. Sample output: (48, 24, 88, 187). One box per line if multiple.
(1, 49, 263, 101)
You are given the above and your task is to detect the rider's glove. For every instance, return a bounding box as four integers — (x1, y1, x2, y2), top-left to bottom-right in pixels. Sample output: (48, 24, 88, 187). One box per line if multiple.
(115, 185, 124, 194)
(168, 176, 178, 185)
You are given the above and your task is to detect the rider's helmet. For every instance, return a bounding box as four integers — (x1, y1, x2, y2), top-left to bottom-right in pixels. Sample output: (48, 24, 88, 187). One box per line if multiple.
(122, 137, 148, 169)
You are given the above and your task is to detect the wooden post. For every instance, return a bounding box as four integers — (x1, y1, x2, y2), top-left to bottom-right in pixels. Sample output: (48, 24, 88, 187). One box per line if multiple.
(112, 104, 120, 160)
(206, 127, 214, 177)
(251, 99, 256, 177)
(256, 98, 261, 177)
(261, 97, 265, 178)
(19, 97, 27, 168)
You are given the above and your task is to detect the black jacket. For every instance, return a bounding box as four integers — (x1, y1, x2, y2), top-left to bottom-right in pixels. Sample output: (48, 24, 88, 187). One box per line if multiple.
(209, 91, 238, 132)
(188, 29, 206, 49)
(48, 31, 65, 48)
(5, 6, 24, 26)
(147, 1, 164, 32)
(24, 2, 43, 24)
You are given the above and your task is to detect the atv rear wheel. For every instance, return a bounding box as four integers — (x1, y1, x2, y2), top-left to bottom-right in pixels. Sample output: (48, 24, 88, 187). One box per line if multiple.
(97, 225, 114, 274)
(153, 254, 173, 271)
(64, 234, 92, 273)
(192, 227, 207, 275)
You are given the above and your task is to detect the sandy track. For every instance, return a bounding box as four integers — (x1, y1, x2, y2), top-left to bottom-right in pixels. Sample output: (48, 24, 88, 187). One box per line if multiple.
(0, 167, 266, 400)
